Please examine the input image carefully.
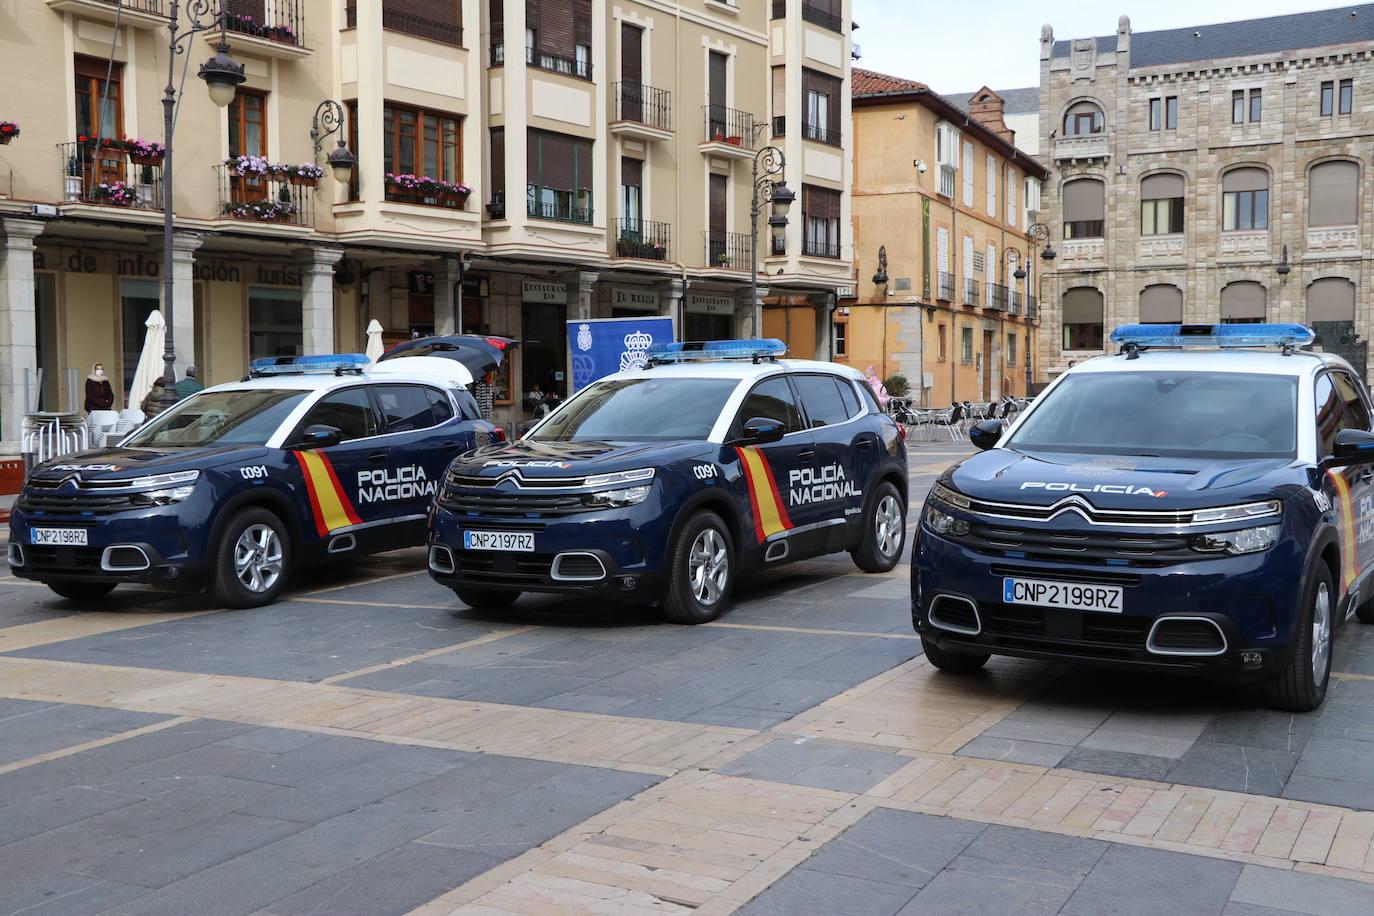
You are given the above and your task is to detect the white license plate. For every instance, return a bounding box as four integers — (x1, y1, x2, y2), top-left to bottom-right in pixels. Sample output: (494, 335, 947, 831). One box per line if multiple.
(463, 530, 535, 552)
(1003, 577, 1123, 613)
(30, 527, 88, 547)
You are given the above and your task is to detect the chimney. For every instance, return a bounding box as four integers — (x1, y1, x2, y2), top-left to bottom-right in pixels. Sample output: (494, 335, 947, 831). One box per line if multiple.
(967, 86, 1015, 145)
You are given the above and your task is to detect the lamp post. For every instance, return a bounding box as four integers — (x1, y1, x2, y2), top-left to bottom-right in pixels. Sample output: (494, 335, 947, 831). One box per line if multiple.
(152, 1, 245, 411)
(310, 99, 359, 184)
(747, 144, 794, 338)
(1015, 222, 1056, 395)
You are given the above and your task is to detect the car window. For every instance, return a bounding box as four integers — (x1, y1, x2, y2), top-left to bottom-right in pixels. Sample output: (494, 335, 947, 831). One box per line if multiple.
(736, 377, 804, 434)
(427, 387, 457, 423)
(1331, 372, 1371, 432)
(793, 374, 851, 428)
(531, 378, 740, 442)
(854, 378, 881, 414)
(296, 387, 378, 443)
(123, 389, 309, 449)
(375, 385, 436, 434)
(835, 377, 861, 418)
(1315, 374, 1345, 457)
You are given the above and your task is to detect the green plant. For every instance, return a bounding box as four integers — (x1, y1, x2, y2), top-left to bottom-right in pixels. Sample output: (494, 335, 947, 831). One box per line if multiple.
(885, 374, 910, 397)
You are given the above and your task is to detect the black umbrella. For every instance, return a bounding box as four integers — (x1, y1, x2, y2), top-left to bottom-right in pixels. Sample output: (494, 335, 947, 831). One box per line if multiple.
(379, 335, 517, 375)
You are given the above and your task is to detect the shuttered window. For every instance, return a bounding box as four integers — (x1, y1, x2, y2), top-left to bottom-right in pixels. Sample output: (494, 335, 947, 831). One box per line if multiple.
(986, 155, 996, 216)
(1222, 167, 1268, 231)
(528, 128, 593, 223)
(802, 185, 841, 258)
(937, 227, 949, 272)
(1006, 167, 1018, 226)
(1062, 287, 1104, 350)
(621, 156, 642, 224)
(802, 69, 842, 145)
(375, 1, 462, 45)
(1139, 284, 1183, 324)
(526, 0, 592, 79)
(1308, 161, 1359, 227)
(1140, 173, 1184, 236)
(74, 55, 122, 140)
(1062, 178, 1105, 239)
(1220, 281, 1267, 323)
(1308, 278, 1356, 322)
(962, 236, 974, 280)
(490, 127, 505, 209)
(771, 66, 786, 136)
(491, 0, 505, 60)
(962, 142, 974, 206)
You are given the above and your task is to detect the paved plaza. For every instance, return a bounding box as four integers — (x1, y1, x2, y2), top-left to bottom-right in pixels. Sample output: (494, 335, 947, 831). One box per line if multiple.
(1, 445, 1372, 914)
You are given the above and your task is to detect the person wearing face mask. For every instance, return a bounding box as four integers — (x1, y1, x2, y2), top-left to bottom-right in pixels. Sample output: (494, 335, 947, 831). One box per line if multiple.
(84, 363, 114, 411)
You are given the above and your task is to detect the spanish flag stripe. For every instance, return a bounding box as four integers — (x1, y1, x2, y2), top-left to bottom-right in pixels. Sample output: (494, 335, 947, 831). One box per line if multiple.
(316, 451, 364, 526)
(1328, 470, 1359, 589)
(734, 447, 768, 543)
(293, 451, 330, 538)
(295, 450, 361, 536)
(754, 448, 794, 530)
(736, 446, 792, 542)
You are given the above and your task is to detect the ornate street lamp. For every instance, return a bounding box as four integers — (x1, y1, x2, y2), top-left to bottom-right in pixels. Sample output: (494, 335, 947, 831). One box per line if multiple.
(748, 144, 792, 338)
(310, 99, 358, 184)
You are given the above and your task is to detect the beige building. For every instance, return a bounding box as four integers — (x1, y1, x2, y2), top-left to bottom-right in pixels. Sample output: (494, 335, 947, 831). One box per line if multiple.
(1039, 6, 1374, 378)
(0, 0, 854, 450)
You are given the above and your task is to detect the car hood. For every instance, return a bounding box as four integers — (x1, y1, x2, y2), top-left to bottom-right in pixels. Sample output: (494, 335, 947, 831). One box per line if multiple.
(946, 449, 1307, 511)
(30, 446, 270, 483)
(451, 439, 714, 480)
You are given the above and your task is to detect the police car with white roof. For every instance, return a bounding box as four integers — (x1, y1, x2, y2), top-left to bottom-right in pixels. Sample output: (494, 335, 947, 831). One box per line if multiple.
(428, 339, 909, 623)
(7, 338, 509, 607)
(914, 323, 1374, 711)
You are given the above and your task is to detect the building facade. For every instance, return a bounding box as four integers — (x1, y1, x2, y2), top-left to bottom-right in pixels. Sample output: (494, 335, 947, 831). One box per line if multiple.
(0, 0, 855, 451)
(846, 71, 1047, 407)
(1039, 6, 1374, 378)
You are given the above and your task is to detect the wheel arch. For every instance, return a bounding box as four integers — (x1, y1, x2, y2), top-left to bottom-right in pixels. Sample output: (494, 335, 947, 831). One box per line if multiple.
(666, 490, 749, 565)
(208, 487, 306, 558)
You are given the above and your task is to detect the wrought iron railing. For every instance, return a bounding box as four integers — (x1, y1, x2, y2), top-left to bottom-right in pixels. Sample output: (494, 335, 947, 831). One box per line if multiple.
(1027, 295, 1039, 322)
(527, 185, 593, 224)
(963, 278, 980, 307)
(58, 142, 163, 210)
(937, 271, 956, 301)
(801, 1, 843, 32)
(802, 238, 840, 259)
(94, 0, 167, 13)
(527, 44, 592, 80)
(1008, 290, 1021, 316)
(214, 164, 313, 227)
(224, 0, 304, 46)
(376, 8, 462, 45)
(704, 231, 751, 269)
(384, 181, 470, 210)
(703, 105, 758, 145)
(614, 218, 671, 260)
(802, 121, 840, 146)
(987, 283, 1009, 311)
(613, 83, 672, 131)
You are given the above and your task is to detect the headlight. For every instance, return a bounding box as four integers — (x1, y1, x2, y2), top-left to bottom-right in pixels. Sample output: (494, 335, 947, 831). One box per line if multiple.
(583, 484, 653, 508)
(127, 470, 200, 490)
(1191, 524, 1280, 556)
(1190, 500, 1282, 524)
(584, 468, 655, 488)
(929, 482, 971, 510)
(130, 485, 197, 506)
(924, 505, 969, 536)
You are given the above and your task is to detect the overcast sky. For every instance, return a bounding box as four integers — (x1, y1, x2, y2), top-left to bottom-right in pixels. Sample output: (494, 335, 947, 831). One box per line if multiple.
(851, 0, 1358, 95)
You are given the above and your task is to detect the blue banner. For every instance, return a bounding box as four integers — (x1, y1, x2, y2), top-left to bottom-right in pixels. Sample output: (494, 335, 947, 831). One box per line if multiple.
(567, 317, 675, 392)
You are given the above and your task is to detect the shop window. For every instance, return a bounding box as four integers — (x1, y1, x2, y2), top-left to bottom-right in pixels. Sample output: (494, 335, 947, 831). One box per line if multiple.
(248, 287, 303, 359)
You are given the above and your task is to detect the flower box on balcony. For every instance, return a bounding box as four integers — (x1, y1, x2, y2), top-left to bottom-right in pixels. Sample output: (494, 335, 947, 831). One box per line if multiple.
(0, 121, 18, 145)
(724, 135, 742, 145)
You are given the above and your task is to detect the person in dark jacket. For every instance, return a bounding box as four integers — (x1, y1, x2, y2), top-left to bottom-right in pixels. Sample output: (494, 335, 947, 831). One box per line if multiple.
(140, 378, 167, 418)
(84, 363, 114, 411)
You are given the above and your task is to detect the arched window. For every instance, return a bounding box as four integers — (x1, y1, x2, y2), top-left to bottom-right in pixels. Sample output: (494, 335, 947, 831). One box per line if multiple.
(1063, 178, 1105, 239)
(1308, 278, 1356, 323)
(1062, 287, 1104, 350)
(1220, 281, 1266, 324)
(1139, 284, 1183, 324)
(1308, 161, 1359, 227)
(1140, 173, 1184, 236)
(1222, 168, 1269, 231)
(1063, 100, 1105, 136)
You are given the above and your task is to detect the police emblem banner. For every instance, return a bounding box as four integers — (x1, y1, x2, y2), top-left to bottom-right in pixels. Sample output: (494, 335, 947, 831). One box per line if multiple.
(566, 317, 675, 392)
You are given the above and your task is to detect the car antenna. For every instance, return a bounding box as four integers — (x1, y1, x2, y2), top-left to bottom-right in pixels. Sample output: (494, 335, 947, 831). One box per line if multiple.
(1120, 341, 1146, 360)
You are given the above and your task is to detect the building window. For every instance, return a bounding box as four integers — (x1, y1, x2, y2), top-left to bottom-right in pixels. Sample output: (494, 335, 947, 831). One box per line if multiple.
(228, 88, 267, 159)
(249, 287, 304, 360)
(356, 0, 463, 45)
(1062, 100, 1104, 135)
(1309, 160, 1359, 227)
(802, 184, 841, 258)
(1149, 96, 1177, 130)
(802, 69, 842, 145)
(620, 156, 642, 225)
(489, 126, 505, 214)
(74, 56, 122, 139)
(1322, 81, 1334, 116)
(962, 141, 974, 206)
(1320, 79, 1353, 116)
(833, 320, 847, 357)
(961, 326, 973, 363)
(986, 155, 997, 217)
(1062, 177, 1105, 239)
(1007, 333, 1017, 367)
(1140, 173, 1184, 235)
(1221, 167, 1269, 231)
(1220, 281, 1266, 324)
(771, 67, 786, 137)
(1341, 78, 1354, 114)
(937, 324, 947, 362)
(1062, 287, 1104, 350)
(1139, 284, 1183, 324)
(528, 129, 593, 223)
(382, 104, 462, 205)
(1232, 88, 1261, 123)
(526, 0, 593, 80)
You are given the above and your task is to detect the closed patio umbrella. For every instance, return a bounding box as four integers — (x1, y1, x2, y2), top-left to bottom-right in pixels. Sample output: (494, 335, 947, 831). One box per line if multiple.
(127, 309, 166, 412)
(365, 319, 385, 363)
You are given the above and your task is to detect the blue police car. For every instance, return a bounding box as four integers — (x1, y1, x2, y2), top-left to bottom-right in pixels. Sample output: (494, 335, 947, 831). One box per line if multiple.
(8, 341, 507, 607)
(913, 323, 1374, 711)
(428, 340, 909, 623)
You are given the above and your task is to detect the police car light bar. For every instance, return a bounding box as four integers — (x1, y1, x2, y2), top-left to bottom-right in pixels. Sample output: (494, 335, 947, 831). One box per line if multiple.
(248, 353, 371, 376)
(1110, 323, 1316, 349)
(646, 339, 788, 364)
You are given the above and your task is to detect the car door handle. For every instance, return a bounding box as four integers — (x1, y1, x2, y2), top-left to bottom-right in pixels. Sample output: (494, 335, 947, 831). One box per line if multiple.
(798, 449, 816, 460)
(856, 439, 874, 449)
(441, 441, 461, 452)
(367, 451, 388, 463)
(1359, 467, 1374, 484)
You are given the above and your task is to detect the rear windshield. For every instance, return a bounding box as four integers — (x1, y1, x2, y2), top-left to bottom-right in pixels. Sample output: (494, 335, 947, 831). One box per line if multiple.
(530, 377, 740, 442)
(124, 389, 309, 449)
(1005, 371, 1298, 459)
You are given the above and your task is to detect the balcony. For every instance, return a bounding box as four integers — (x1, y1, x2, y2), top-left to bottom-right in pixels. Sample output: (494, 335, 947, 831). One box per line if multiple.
(801, 122, 841, 147)
(1307, 226, 1359, 256)
(527, 186, 593, 225)
(346, 4, 462, 46)
(1219, 230, 1269, 259)
(1138, 234, 1185, 260)
(1062, 238, 1105, 262)
(986, 283, 1009, 312)
(614, 218, 671, 261)
(384, 180, 471, 211)
(46, 0, 168, 30)
(938, 164, 956, 198)
(527, 44, 592, 81)
(802, 238, 841, 259)
(700, 106, 760, 159)
(610, 83, 673, 143)
(58, 142, 163, 212)
(1053, 132, 1110, 163)
(936, 271, 955, 301)
(801, 2, 843, 32)
(1007, 290, 1021, 316)
(963, 278, 980, 307)
(214, 164, 313, 228)
(1026, 295, 1039, 322)
(704, 231, 751, 270)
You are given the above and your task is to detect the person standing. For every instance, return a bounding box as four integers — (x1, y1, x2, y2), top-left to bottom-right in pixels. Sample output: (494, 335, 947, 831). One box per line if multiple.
(141, 378, 167, 417)
(84, 363, 114, 411)
(174, 365, 204, 401)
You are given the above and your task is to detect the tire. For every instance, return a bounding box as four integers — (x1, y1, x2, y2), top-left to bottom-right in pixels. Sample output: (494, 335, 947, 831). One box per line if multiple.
(451, 588, 520, 610)
(851, 481, 907, 573)
(661, 510, 735, 624)
(210, 507, 291, 608)
(921, 637, 991, 673)
(1262, 566, 1334, 712)
(46, 581, 117, 602)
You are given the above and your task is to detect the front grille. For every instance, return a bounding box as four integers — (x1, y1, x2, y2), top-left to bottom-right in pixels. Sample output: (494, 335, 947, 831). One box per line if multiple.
(18, 491, 141, 515)
(23, 545, 103, 572)
(980, 602, 1152, 660)
(954, 522, 1194, 567)
(438, 489, 587, 517)
(447, 474, 588, 489)
(453, 551, 556, 585)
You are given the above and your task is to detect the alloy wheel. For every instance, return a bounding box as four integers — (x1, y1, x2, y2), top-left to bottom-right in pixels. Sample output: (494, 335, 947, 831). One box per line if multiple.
(1311, 580, 1332, 685)
(875, 493, 904, 558)
(233, 523, 283, 594)
(688, 527, 729, 607)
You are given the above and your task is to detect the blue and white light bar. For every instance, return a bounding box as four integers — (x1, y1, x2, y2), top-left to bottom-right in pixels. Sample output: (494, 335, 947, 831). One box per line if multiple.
(248, 353, 371, 376)
(646, 339, 788, 363)
(1110, 323, 1315, 349)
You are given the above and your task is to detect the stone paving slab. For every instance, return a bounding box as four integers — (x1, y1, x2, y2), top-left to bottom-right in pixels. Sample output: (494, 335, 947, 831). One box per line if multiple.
(0, 697, 169, 768)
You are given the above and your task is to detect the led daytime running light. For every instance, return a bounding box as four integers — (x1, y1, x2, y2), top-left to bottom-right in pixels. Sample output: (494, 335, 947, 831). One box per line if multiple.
(1190, 500, 1282, 524)
(583, 468, 655, 489)
(125, 470, 200, 490)
(930, 482, 971, 510)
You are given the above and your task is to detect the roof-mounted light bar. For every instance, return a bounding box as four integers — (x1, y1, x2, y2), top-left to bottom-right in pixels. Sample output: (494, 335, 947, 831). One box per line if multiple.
(646, 339, 788, 364)
(1110, 324, 1316, 350)
(248, 353, 371, 377)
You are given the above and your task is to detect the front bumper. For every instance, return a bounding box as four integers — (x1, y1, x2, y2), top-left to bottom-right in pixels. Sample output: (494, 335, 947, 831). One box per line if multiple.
(7, 506, 208, 587)
(912, 529, 1304, 683)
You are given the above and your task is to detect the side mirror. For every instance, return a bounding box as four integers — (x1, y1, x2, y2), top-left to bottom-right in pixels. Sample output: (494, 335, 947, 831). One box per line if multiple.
(969, 419, 1004, 451)
(738, 416, 785, 446)
(1327, 428, 1374, 467)
(298, 424, 343, 450)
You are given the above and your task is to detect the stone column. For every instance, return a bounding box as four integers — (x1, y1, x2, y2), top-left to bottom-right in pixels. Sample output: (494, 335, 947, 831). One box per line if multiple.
(564, 270, 598, 320)
(0, 218, 44, 450)
(168, 231, 203, 376)
(296, 247, 344, 355)
(431, 256, 462, 336)
(736, 285, 766, 340)
(655, 277, 684, 332)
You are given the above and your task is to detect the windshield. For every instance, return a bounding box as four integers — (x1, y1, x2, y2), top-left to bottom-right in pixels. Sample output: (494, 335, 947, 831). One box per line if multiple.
(123, 389, 310, 449)
(530, 377, 740, 442)
(1006, 371, 1298, 459)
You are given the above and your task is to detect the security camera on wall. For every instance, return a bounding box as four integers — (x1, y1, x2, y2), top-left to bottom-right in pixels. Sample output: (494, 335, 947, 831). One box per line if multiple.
(914, 159, 928, 173)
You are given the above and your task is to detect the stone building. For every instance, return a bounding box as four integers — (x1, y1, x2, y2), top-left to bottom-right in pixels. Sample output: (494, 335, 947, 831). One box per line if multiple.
(1038, 5, 1374, 377)
(0, 0, 855, 450)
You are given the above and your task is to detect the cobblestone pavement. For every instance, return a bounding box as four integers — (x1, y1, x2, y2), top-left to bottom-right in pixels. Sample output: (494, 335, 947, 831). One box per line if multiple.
(1, 444, 1373, 914)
